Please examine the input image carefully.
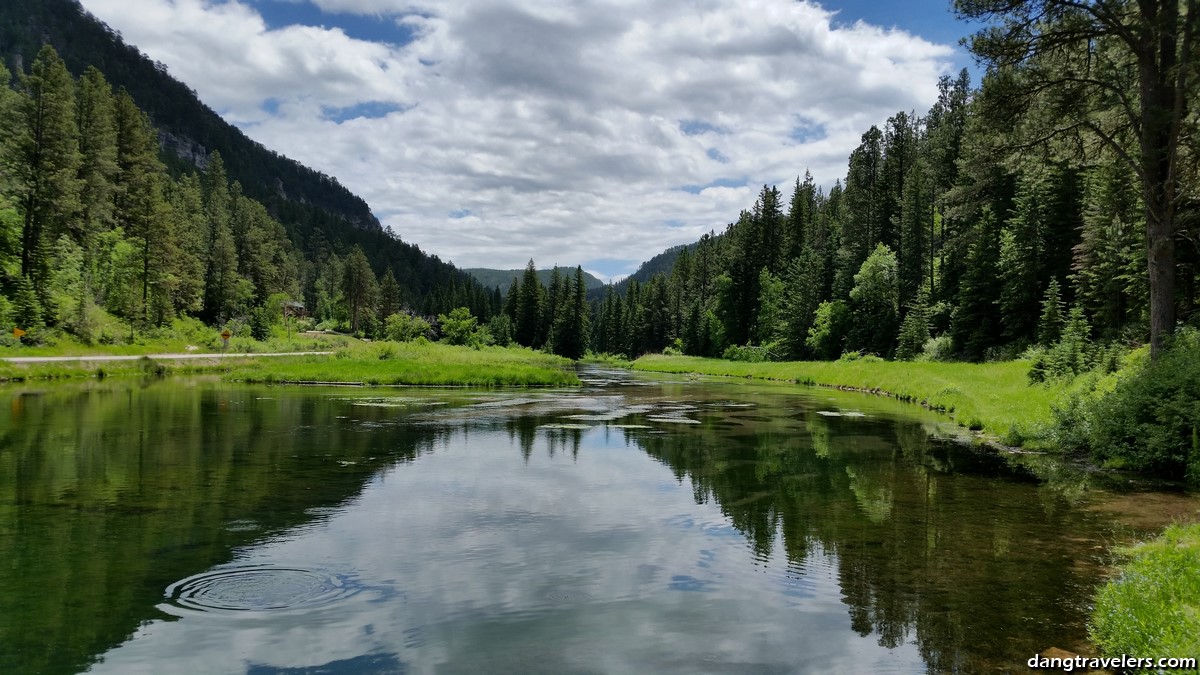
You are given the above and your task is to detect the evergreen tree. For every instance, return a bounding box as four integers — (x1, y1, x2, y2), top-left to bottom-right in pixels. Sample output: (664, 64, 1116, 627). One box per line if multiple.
(952, 209, 1004, 360)
(781, 246, 826, 359)
(378, 268, 402, 320)
(113, 89, 170, 325)
(200, 152, 240, 323)
(1037, 278, 1065, 348)
(12, 46, 82, 289)
(74, 66, 118, 246)
(514, 260, 542, 348)
(342, 245, 377, 335)
(896, 290, 931, 361)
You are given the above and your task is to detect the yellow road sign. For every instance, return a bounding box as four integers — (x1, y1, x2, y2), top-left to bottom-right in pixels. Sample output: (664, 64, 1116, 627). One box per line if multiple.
(12, 327, 26, 338)
(221, 330, 231, 339)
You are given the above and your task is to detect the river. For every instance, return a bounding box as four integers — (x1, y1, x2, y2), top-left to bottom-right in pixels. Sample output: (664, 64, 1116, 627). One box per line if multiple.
(1, 367, 1195, 673)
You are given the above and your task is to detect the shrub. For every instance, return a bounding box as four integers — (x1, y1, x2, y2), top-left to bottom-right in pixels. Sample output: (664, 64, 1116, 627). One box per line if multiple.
(919, 335, 955, 362)
(437, 307, 479, 346)
(383, 313, 431, 342)
(1053, 329, 1200, 482)
(722, 343, 778, 362)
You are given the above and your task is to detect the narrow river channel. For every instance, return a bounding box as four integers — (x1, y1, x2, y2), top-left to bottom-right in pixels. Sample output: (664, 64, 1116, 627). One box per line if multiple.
(1, 367, 1196, 673)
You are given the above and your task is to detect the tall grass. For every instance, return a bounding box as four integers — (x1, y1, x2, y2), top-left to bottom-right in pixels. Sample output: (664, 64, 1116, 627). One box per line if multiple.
(632, 354, 1081, 446)
(216, 342, 578, 387)
(1090, 522, 1200, 663)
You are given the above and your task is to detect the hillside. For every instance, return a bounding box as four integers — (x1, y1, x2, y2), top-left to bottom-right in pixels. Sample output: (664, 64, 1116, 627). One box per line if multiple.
(586, 241, 703, 300)
(466, 267, 605, 295)
(0, 0, 484, 309)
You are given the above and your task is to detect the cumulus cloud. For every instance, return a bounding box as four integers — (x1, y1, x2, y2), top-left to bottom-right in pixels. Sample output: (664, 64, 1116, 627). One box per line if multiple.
(79, 0, 956, 273)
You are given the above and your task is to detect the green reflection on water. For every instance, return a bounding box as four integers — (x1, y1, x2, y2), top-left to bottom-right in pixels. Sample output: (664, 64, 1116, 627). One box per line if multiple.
(0, 373, 1194, 674)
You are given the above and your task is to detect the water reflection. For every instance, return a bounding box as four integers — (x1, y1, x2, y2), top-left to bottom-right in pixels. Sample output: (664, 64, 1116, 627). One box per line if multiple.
(0, 372, 1195, 674)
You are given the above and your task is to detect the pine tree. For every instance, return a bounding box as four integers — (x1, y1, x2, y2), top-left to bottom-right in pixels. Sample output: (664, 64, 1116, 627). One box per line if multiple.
(952, 209, 1004, 360)
(342, 246, 377, 335)
(1037, 278, 1065, 348)
(781, 246, 826, 359)
(514, 260, 542, 348)
(896, 290, 931, 360)
(12, 46, 82, 290)
(114, 89, 170, 325)
(378, 268, 402, 320)
(200, 152, 241, 323)
(74, 66, 118, 247)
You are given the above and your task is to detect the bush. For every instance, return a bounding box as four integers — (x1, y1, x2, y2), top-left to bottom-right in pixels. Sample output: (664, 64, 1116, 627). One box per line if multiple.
(919, 335, 955, 362)
(437, 307, 479, 346)
(722, 342, 781, 362)
(383, 313, 431, 342)
(1053, 329, 1200, 482)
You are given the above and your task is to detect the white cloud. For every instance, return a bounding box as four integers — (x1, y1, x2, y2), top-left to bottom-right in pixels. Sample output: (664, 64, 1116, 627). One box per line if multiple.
(79, 0, 956, 270)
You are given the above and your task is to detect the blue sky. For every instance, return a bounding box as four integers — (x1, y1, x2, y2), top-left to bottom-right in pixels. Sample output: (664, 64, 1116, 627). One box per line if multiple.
(81, 0, 975, 282)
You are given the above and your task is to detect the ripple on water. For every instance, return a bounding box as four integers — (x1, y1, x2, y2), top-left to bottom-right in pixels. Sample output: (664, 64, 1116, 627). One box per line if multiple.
(163, 564, 360, 615)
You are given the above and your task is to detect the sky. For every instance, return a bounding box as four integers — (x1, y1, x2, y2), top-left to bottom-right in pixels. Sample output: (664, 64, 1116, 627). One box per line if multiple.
(78, 0, 979, 282)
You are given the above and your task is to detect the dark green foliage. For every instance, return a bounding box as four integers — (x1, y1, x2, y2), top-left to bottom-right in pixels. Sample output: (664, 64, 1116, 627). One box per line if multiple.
(486, 313, 514, 347)
(951, 210, 1003, 360)
(1057, 330, 1200, 482)
(514, 260, 541, 348)
(10, 45, 81, 287)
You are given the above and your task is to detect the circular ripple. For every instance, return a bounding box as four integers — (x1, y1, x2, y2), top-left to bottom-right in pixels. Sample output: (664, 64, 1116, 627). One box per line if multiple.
(165, 565, 359, 613)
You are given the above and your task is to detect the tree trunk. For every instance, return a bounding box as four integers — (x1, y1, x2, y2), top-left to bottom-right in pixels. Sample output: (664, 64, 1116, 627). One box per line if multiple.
(1138, 0, 1181, 358)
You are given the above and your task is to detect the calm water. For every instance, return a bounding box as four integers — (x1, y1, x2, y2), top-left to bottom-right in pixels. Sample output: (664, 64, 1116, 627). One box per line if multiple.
(1, 368, 1197, 674)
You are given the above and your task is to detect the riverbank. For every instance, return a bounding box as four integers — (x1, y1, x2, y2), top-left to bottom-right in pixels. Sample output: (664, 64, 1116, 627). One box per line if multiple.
(1090, 522, 1200, 664)
(0, 342, 579, 387)
(631, 354, 1081, 448)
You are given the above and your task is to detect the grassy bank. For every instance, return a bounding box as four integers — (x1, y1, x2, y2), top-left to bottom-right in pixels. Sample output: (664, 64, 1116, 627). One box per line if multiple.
(1090, 522, 1200, 663)
(632, 354, 1080, 446)
(226, 342, 579, 387)
(1, 342, 579, 387)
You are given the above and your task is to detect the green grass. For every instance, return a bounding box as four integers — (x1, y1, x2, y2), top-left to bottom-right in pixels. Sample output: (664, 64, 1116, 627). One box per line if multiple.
(632, 354, 1081, 446)
(1, 342, 579, 387)
(1090, 522, 1200, 666)
(218, 342, 578, 387)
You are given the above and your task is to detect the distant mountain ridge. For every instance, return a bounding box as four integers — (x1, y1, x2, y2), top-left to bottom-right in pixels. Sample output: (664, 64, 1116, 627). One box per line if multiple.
(466, 267, 605, 295)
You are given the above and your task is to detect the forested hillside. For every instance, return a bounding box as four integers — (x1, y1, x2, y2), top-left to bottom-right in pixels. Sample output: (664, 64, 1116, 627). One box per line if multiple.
(0, 0, 493, 327)
(0, 45, 498, 345)
(466, 267, 604, 295)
